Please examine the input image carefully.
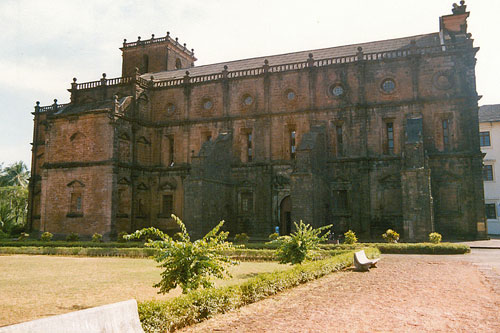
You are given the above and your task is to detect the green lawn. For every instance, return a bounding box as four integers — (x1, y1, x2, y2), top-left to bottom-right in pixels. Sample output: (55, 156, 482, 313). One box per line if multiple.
(0, 255, 288, 326)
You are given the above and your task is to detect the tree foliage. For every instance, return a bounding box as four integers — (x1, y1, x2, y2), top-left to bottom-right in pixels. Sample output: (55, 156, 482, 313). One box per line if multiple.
(0, 162, 30, 235)
(273, 221, 332, 265)
(126, 215, 238, 294)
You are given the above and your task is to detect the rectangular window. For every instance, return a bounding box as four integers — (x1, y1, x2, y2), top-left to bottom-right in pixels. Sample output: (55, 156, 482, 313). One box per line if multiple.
(480, 131, 491, 147)
(240, 192, 253, 213)
(442, 119, 450, 150)
(386, 122, 394, 154)
(485, 203, 497, 219)
(168, 135, 174, 166)
(162, 195, 173, 216)
(290, 130, 296, 159)
(333, 190, 348, 211)
(483, 165, 494, 181)
(336, 125, 343, 156)
(247, 132, 253, 162)
(70, 193, 82, 213)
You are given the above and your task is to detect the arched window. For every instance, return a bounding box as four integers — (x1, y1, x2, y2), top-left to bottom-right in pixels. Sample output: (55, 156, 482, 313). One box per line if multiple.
(175, 58, 182, 69)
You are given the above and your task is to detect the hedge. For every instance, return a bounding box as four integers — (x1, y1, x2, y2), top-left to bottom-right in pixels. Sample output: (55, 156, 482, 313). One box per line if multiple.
(376, 242, 470, 254)
(137, 247, 380, 333)
(0, 240, 145, 248)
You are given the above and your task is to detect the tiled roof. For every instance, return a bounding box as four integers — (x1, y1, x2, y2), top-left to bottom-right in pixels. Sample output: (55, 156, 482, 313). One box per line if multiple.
(479, 105, 500, 123)
(144, 33, 440, 81)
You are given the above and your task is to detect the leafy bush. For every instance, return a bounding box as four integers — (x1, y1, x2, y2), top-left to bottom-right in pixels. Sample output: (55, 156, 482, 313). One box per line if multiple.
(40, 232, 53, 242)
(273, 221, 332, 264)
(66, 232, 79, 242)
(429, 232, 442, 244)
(17, 232, 29, 241)
(343, 230, 357, 244)
(234, 233, 249, 244)
(0, 240, 145, 248)
(117, 231, 128, 243)
(172, 232, 183, 241)
(138, 248, 380, 332)
(382, 229, 400, 243)
(126, 215, 238, 294)
(268, 233, 279, 241)
(91, 233, 103, 243)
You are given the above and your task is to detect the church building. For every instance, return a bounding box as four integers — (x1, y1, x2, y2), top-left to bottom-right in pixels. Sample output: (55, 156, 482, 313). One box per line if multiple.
(28, 2, 487, 241)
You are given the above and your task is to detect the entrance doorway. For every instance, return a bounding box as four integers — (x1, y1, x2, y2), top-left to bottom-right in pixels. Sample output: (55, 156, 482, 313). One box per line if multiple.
(280, 196, 292, 235)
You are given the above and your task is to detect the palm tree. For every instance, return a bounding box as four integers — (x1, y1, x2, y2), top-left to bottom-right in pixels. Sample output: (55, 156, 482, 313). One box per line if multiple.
(0, 161, 29, 187)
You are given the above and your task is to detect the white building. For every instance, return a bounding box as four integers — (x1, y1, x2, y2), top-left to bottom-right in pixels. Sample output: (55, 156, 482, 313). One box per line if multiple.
(479, 104, 500, 235)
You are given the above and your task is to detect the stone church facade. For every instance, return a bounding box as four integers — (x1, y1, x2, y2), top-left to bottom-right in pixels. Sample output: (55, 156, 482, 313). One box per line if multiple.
(28, 2, 487, 241)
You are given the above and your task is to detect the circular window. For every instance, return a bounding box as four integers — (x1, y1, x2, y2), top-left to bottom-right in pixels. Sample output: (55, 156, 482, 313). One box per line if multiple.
(243, 95, 253, 106)
(330, 85, 344, 97)
(286, 90, 296, 101)
(166, 103, 176, 114)
(381, 79, 396, 93)
(203, 99, 213, 110)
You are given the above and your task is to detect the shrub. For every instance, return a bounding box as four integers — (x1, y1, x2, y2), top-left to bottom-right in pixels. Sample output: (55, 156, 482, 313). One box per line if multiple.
(268, 233, 279, 241)
(172, 232, 183, 241)
(40, 232, 53, 242)
(91, 233, 103, 243)
(343, 230, 357, 244)
(117, 231, 128, 243)
(17, 232, 29, 241)
(273, 221, 332, 264)
(126, 215, 238, 294)
(429, 232, 442, 244)
(234, 233, 249, 244)
(66, 232, 79, 242)
(382, 229, 399, 243)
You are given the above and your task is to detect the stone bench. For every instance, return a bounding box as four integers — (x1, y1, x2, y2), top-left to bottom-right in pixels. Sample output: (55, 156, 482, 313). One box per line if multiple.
(0, 299, 144, 333)
(354, 250, 380, 271)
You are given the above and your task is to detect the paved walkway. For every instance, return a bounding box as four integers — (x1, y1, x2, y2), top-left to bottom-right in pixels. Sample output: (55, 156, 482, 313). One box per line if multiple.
(460, 237, 500, 249)
(179, 252, 500, 333)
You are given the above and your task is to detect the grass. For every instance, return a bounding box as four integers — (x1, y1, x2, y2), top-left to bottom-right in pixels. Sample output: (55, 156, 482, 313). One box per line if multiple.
(0, 255, 288, 327)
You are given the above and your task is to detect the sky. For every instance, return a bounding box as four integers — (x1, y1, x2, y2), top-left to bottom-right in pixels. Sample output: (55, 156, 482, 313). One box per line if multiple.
(0, 0, 498, 169)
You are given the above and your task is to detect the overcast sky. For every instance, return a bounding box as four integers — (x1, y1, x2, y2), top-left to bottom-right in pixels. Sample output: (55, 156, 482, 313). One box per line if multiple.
(1, 0, 498, 168)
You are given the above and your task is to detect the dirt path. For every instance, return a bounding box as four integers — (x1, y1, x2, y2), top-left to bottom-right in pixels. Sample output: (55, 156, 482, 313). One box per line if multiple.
(179, 255, 500, 333)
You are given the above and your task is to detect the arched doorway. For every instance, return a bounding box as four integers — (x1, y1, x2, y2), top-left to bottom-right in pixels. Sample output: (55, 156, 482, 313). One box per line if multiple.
(279, 196, 292, 235)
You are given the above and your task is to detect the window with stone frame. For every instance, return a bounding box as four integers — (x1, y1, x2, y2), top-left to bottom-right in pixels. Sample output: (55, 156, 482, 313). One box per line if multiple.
(167, 135, 175, 166)
(480, 131, 491, 147)
(333, 190, 349, 212)
(69, 192, 83, 216)
(162, 194, 174, 216)
(485, 203, 497, 220)
(290, 129, 296, 160)
(240, 192, 254, 213)
(483, 164, 494, 181)
(336, 125, 343, 157)
(385, 122, 394, 155)
(442, 119, 450, 151)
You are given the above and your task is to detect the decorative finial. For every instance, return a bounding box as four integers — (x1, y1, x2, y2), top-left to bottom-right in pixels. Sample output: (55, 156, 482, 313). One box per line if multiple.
(185, 71, 190, 76)
(264, 59, 269, 65)
(357, 46, 363, 52)
(150, 75, 154, 80)
(53, 99, 58, 104)
(224, 65, 228, 70)
(167, 31, 170, 37)
(73, 77, 77, 83)
(137, 36, 141, 41)
(175, 37, 179, 42)
(191, 48, 194, 53)
(102, 73, 106, 79)
(183, 43, 186, 50)
(308, 53, 313, 59)
(123, 38, 127, 44)
(36, 101, 40, 106)
(151, 34, 155, 39)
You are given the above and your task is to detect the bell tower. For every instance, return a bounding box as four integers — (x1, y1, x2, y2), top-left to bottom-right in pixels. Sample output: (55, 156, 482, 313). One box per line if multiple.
(120, 32, 197, 76)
